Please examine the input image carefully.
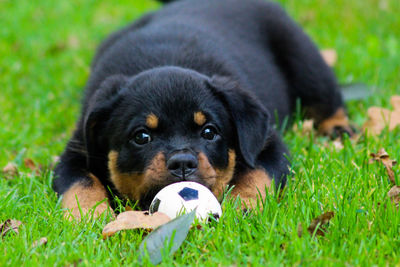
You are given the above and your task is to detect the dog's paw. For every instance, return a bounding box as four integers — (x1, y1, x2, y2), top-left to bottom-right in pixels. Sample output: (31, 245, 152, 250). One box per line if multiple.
(63, 201, 114, 221)
(317, 108, 356, 138)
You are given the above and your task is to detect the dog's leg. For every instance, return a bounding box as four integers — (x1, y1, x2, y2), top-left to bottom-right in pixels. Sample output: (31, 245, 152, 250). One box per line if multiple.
(231, 131, 289, 207)
(53, 135, 111, 220)
(231, 168, 272, 208)
(262, 3, 353, 136)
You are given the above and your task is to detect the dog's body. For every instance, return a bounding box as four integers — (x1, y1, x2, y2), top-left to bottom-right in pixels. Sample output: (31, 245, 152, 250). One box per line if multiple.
(54, 0, 351, 218)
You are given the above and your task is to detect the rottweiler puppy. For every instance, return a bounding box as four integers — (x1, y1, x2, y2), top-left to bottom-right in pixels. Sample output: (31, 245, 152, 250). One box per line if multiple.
(53, 0, 352, 219)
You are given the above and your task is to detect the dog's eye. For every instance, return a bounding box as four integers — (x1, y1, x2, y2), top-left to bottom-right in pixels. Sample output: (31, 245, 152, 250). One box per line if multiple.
(132, 130, 152, 145)
(201, 126, 218, 140)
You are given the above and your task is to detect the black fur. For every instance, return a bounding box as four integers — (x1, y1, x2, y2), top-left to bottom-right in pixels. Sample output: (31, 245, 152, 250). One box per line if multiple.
(54, 0, 344, 207)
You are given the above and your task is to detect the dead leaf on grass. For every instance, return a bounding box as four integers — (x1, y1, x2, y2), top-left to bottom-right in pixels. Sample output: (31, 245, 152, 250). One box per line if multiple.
(32, 237, 48, 248)
(332, 139, 344, 150)
(307, 211, 334, 237)
(102, 211, 171, 238)
(321, 49, 337, 67)
(370, 148, 397, 184)
(324, 138, 344, 150)
(388, 186, 400, 207)
(297, 222, 303, 237)
(0, 219, 22, 237)
(23, 158, 42, 175)
(2, 162, 18, 180)
(292, 119, 314, 135)
(363, 96, 400, 135)
(24, 158, 37, 170)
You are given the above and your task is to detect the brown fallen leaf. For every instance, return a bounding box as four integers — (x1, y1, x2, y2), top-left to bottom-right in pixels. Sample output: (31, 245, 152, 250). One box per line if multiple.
(363, 95, 400, 135)
(32, 237, 48, 248)
(297, 222, 303, 238)
(321, 49, 337, 67)
(292, 119, 314, 135)
(2, 162, 18, 180)
(125, 205, 133, 212)
(307, 211, 335, 237)
(24, 158, 36, 170)
(102, 211, 171, 238)
(324, 138, 344, 150)
(0, 219, 22, 238)
(370, 148, 398, 184)
(388, 186, 400, 207)
(24, 158, 41, 175)
(332, 139, 344, 150)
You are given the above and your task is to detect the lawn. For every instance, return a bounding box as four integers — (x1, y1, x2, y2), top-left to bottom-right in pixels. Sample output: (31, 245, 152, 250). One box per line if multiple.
(1, 0, 399, 266)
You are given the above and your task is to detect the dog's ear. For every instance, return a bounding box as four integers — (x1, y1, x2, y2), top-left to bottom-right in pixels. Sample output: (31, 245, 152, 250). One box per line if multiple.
(207, 76, 270, 168)
(83, 75, 128, 172)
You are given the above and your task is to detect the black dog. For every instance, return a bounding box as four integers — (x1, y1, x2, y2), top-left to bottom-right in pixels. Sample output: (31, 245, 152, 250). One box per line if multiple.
(54, 0, 352, 219)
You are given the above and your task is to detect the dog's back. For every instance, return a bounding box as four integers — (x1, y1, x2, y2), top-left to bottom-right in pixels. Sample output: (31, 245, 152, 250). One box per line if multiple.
(88, 0, 292, 120)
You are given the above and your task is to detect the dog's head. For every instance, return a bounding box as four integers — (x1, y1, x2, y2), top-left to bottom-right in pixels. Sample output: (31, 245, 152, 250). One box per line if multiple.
(84, 66, 270, 208)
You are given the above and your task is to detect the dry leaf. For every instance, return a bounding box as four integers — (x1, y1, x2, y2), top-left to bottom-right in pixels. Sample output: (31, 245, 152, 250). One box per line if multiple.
(332, 139, 344, 150)
(321, 49, 337, 67)
(293, 119, 314, 134)
(363, 95, 400, 135)
(2, 162, 18, 180)
(125, 205, 133, 212)
(302, 119, 314, 134)
(370, 148, 397, 184)
(102, 211, 171, 238)
(32, 237, 48, 247)
(24, 158, 37, 171)
(307, 211, 334, 237)
(297, 222, 303, 237)
(388, 186, 400, 207)
(0, 219, 22, 237)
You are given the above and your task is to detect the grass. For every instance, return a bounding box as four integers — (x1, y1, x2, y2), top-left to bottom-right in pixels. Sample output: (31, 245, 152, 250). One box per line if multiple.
(1, 0, 399, 265)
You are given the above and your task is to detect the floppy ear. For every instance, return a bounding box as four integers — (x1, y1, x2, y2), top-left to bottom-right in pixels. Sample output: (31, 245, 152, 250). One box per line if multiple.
(83, 75, 128, 173)
(207, 76, 270, 168)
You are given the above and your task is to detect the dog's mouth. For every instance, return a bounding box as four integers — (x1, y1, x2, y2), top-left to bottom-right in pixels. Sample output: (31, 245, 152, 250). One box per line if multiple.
(139, 185, 166, 210)
(138, 175, 212, 210)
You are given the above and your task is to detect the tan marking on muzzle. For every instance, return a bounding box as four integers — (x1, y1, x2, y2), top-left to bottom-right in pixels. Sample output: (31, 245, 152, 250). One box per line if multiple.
(108, 151, 168, 201)
(197, 149, 236, 200)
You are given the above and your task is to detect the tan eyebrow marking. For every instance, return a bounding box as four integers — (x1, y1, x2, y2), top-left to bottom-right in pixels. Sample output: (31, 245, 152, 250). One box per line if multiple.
(194, 111, 206, 126)
(146, 113, 159, 129)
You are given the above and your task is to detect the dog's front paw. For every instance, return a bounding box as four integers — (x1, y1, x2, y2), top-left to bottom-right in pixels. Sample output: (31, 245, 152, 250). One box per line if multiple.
(62, 174, 114, 221)
(64, 201, 113, 221)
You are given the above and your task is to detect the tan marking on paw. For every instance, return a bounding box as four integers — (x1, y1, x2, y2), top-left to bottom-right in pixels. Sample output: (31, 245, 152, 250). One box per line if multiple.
(318, 107, 351, 135)
(62, 174, 112, 220)
(231, 168, 272, 209)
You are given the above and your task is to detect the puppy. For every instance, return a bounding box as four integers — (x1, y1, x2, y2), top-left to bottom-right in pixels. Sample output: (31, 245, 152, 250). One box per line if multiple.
(53, 0, 352, 219)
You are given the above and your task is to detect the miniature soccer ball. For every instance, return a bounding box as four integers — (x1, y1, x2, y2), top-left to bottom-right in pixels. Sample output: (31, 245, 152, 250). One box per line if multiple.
(149, 181, 222, 221)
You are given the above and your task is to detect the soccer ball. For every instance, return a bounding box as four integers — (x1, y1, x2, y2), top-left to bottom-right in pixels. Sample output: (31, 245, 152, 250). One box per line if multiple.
(149, 181, 222, 221)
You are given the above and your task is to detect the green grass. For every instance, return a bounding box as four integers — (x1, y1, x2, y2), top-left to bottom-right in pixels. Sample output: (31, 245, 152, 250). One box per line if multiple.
(1, 0, 399, 266)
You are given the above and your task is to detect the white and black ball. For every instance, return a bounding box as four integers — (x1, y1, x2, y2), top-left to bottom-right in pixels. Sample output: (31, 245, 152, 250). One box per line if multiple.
(149, 181, 222, 221)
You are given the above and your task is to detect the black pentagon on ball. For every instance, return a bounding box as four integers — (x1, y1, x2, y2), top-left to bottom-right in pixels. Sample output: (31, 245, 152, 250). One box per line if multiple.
(178, 187, 199, 201)
(149, 197, 161, 213)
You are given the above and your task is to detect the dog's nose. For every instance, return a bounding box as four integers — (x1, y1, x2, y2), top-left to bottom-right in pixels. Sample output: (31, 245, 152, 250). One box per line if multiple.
(167, 152, 198, 179)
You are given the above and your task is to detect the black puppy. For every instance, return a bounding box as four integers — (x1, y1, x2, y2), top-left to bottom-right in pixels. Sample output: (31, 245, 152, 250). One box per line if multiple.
(54, 0, 352, 219)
